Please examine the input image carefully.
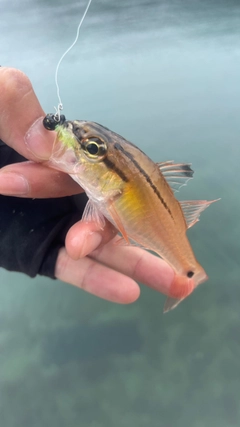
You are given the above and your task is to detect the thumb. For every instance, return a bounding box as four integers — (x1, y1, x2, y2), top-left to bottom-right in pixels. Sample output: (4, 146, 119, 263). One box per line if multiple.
(0, 67, 55, 161)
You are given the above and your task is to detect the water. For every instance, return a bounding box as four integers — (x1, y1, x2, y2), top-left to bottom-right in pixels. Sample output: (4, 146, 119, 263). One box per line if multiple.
(1, 1, 240, 426)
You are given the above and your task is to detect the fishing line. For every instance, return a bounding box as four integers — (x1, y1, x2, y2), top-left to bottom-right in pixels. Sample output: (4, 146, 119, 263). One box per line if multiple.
(54, 0, 93, 121)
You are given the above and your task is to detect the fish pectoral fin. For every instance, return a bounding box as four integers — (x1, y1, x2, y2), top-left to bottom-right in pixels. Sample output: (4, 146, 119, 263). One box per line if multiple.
(180, 199, 220, 229)
(163, 297, 183, 313)
(107, 202, 130, 244)
(82, 200, 106, 230)
(157, 160, 194, 192)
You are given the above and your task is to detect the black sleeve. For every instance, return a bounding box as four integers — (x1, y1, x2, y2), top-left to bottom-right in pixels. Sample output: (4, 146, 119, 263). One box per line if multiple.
(0, 139, 88, 278)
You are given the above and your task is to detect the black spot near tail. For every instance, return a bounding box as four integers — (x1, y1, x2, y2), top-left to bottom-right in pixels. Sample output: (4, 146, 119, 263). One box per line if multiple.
(187, 271, 194, 278)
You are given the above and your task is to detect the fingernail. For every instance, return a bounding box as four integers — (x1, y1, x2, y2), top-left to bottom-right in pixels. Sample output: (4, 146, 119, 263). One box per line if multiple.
(25, 117, 55, 160)
(0, 172, 29, 196)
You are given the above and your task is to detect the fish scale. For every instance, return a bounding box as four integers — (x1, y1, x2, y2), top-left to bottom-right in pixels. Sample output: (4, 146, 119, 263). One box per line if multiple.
(45, 118, 217, 312)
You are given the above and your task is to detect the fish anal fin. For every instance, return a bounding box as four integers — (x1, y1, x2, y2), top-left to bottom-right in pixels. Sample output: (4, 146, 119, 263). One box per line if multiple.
(157, 160, 194, 192)
(82, 200, 106, 230)
(180, 199, 220, 229)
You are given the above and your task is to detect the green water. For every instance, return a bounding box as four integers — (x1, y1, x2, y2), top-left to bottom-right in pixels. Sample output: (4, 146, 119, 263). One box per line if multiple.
(1, 1, 240, 426)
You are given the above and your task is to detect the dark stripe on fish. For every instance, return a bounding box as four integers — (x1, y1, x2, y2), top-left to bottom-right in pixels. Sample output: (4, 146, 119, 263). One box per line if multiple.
(114, 142, 173, 218)
(103, 157, 129, 183)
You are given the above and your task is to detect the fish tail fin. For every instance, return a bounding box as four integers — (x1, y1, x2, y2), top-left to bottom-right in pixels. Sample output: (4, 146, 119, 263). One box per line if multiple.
(163, 267, 209, 313)
(164, 297, 183, 313)
(193, 264, 208, 288)
(163, 273, 195, 313)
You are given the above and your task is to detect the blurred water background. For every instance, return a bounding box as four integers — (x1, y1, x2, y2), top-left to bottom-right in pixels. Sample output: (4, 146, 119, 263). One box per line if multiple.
(1, 0, 240, 426)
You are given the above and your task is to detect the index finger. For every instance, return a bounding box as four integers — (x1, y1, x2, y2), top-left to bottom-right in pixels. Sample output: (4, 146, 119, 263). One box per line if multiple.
(0, 67, 55, 161)
(89, 237, 175, 296)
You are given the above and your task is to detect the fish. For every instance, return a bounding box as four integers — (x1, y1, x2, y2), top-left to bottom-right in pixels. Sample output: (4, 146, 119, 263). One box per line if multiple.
(46, 119, 217, 312)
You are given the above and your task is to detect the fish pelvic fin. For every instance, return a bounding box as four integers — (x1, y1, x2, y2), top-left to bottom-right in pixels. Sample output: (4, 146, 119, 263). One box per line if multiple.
(108, 202, 130, 244)
(180, 199, 220, 229)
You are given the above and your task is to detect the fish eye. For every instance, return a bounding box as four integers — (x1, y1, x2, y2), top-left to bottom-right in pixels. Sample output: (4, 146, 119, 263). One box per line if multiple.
(82, 137, 107, 160)
(86, 142, 99, 155)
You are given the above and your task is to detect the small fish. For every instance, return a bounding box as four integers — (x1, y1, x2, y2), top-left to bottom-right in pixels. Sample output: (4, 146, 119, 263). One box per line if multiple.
(46, 119, 217, 312)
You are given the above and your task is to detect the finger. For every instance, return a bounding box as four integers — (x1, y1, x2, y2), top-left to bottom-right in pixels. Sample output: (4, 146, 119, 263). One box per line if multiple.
(0, 161, 83, 197)
(65, 218, 174, 296)
(55, 247, 140, 304)
(90, 238, 174, 296)
(0, 67, 55, 161)
(65, 220, 118, 259)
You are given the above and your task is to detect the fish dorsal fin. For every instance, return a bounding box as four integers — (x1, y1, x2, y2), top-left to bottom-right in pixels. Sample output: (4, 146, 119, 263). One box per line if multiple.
(179, 199, 219, 229)
(157, 161, 194, 192)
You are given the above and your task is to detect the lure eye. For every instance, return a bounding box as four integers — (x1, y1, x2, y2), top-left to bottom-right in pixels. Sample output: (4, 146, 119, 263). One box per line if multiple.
(82, 137, 107, 160)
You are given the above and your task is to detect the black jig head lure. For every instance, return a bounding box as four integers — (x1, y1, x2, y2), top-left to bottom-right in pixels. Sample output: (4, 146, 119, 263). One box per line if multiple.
(43, 113, 66, 131)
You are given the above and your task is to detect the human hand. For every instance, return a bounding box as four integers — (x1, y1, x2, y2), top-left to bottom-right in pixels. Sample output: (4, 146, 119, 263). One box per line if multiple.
(0, 67, 174, 303)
